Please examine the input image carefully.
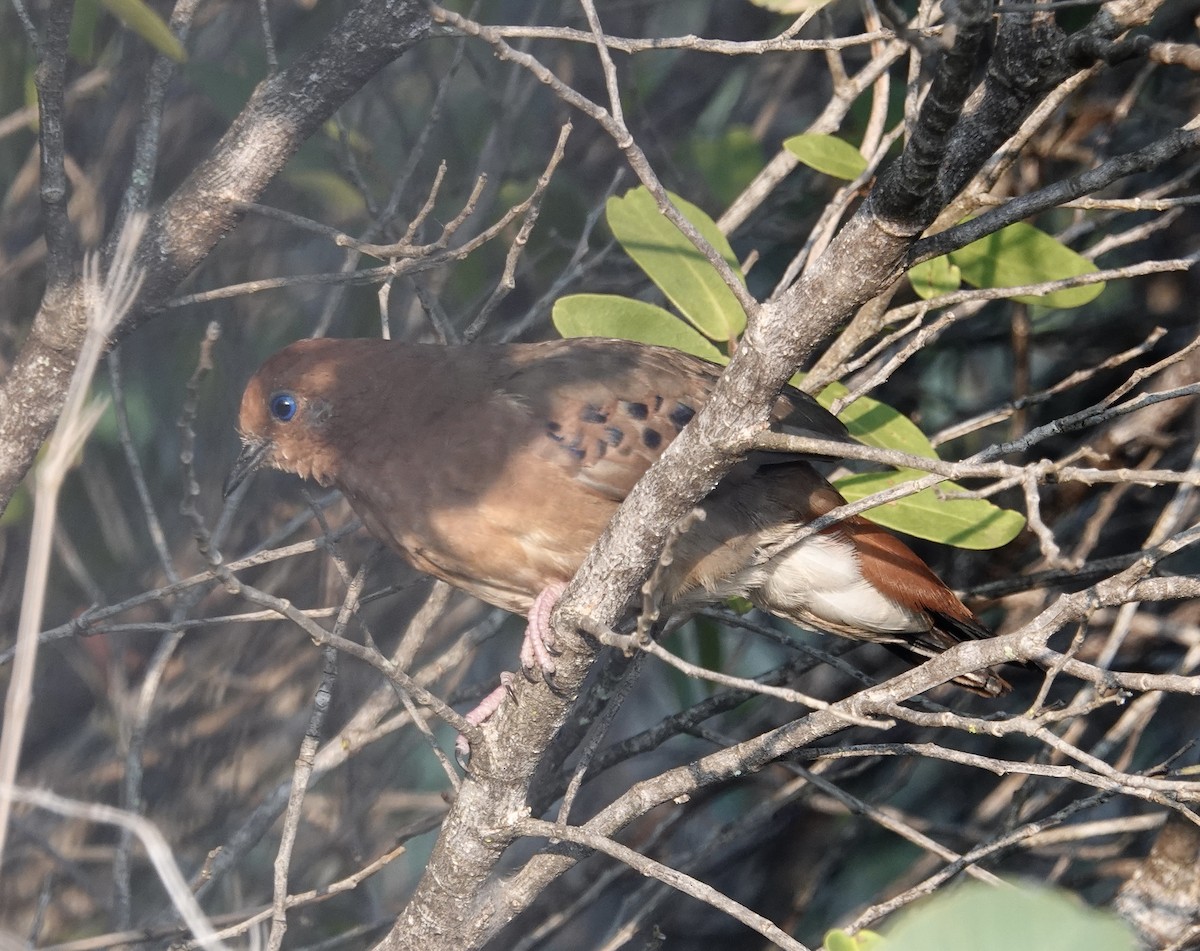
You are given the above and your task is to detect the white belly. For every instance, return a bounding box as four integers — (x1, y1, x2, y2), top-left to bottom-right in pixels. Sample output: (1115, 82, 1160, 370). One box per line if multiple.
(755, 533, 924, 635)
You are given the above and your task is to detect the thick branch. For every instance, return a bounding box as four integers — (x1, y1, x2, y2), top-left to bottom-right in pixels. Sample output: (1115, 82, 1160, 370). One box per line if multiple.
(34, 1, 79, 294)
(872, 0, 994, 224)
(926, 10, 1070, 213)
(911, 126, 1200, 264)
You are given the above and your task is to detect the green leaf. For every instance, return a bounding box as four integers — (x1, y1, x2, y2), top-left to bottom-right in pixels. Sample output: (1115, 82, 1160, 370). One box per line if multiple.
(101, 0, 187, 62)
(908, 254, 962, 299)
(282, 169, 367, 222)
(686, 125, 764, 208)
(814, 382, 939, 460)
(949, 221, 1104, 308)
(823, 930, 885, 951)
(884, 883, 1135, 951)
(0, 485, 30, 528)
(783, 133, 868, 180)
(800, 376, 1019, 548)
(69, 0, 102, 64)
(606, 187, 746, 342)
(824, 929, 858, 951)
(835, 469, 1025, 549)
(553, 295, 728, 363)
(751, 0, 835, 11)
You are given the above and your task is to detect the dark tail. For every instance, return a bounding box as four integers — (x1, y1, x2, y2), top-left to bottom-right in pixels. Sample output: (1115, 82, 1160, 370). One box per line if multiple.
(885, 611, 1011, 697)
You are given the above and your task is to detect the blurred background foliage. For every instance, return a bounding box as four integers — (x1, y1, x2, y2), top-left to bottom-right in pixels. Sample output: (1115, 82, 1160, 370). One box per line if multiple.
(0, 0, 1198, 948)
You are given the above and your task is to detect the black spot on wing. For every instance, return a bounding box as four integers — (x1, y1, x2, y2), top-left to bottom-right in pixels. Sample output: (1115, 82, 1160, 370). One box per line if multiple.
(669, 403, 696, 430)
(580, 403, 608, 423)
(642, 428, 662, 449)
(564, 434, 586, 461)
(622, 401, 649, 420)
(605, 426, 625, 446)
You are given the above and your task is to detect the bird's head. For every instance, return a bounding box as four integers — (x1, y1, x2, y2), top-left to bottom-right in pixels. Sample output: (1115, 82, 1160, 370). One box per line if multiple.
(225, 338, 350, 497)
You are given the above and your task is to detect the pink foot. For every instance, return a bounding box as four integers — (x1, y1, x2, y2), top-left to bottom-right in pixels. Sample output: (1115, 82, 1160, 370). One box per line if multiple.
(454, 582, 569, 763)
(519, 582, 567, 678)
(455, 671, 516, 762)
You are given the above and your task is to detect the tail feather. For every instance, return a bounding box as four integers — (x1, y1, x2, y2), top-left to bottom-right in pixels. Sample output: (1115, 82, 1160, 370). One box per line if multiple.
(884, 610, 1010, 697)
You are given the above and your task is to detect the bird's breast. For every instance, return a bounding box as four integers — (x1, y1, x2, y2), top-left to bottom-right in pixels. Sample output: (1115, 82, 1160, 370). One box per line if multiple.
(340, 445, 618, 614)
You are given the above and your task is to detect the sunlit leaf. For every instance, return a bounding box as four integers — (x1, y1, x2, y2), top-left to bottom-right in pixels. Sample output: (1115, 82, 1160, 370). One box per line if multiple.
(750, 0, 835, 11)
(885, 883, 1135, 951)
(813, 381, 939, 459)
(788, 375, 1021, 548)
(824, 930, 858, 951)
(835, 469, 1025, 549)
(823, 930, 885, 951)
(553, 295, 727, 363)
(606, 187, 746, 342)
(908, 254, 962, 299)
(949, 221, 1104, 308)
(783, 133, 868, 180)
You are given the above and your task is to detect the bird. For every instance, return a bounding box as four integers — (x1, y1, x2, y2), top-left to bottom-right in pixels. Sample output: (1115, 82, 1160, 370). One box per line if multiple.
(226, 336, 1009, 700)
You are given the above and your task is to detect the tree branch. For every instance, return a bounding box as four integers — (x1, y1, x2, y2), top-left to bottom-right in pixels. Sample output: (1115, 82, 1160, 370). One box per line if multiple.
(0, 0, 431, 515)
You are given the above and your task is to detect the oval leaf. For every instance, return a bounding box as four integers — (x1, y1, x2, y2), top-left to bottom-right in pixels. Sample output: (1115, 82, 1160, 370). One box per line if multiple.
(101, 0, 186, 62)
(949, 221, 1104, 308)
(553, 294, 728, 363)
(606, 187, 746, 342)
(687, 125, 764, 208)
(752, 0, 834, 10)
(823, 930, 858, 951)
(823, 930, 884, 951)
(283, 169, 367, 222)
(908, 254, 962, 299)
(814, 381, 940, 460)
(885, 883, 1135, 951)
(0, 484, 30, 527)
(70, 0, 102, 64)
(834, 469, 1025, 549)
(783, 133, 868, 180)
(800, 375, 1002, 543)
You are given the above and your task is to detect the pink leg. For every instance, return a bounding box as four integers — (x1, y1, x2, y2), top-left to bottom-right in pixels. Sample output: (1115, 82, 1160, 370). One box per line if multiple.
(520, 581, 567, 677)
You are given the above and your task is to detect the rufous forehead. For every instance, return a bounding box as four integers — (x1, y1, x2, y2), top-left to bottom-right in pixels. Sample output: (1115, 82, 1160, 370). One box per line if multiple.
(237, 340, 351, 435)
(237, 373, 272, 435)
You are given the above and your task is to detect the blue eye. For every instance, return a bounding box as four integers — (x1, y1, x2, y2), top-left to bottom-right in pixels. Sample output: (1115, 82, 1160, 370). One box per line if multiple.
(269, 392, 298, 422)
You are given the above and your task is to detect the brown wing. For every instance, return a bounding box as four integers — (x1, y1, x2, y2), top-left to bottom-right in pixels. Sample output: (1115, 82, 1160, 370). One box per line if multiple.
(505, 337, 849, 499)
(503, 338, 720, 500)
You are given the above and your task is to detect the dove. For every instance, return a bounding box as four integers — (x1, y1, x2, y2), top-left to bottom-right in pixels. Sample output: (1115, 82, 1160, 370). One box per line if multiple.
(227, 336, 1008, 708)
